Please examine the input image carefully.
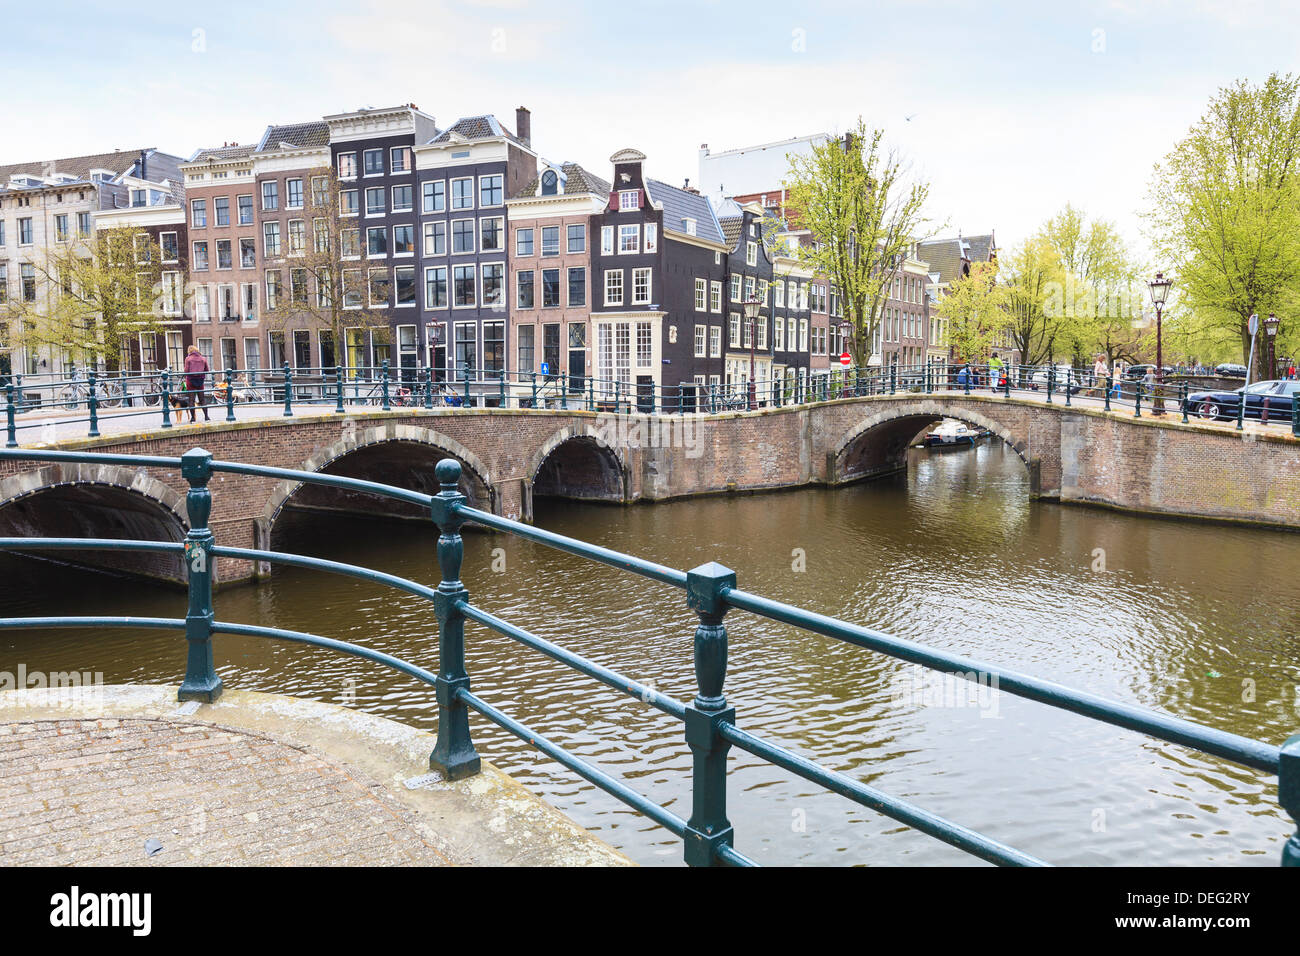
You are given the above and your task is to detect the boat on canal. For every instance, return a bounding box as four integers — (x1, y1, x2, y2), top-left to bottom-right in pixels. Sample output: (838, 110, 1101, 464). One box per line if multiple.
(922, 419, 989, 449)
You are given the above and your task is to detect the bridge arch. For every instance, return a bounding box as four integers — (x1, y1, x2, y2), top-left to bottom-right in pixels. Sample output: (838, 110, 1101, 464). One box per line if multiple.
(262, 424, 496, 546)
(526, 425, 629, 515)
(0, 463, 187, 583)
(833, 401, 1038, 492)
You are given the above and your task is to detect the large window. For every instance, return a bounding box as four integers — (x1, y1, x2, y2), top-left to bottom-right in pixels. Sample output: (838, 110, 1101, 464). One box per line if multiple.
(392, 184, 413, 213)
(618, 224, 639, 254)
(516, 228, 534, 256)
(481, 264, 505, 309)
(567, 267, 586, 307)
(368, 267, 390, 307)
(287, 178, 303, 208)
(340, 190, 358, 216)
(390, 147, 410, 173)
(517, 270, 534, 308)
(541, 269, 560, 308)
(363, 149, 384, 176)
(287, 220, 304, 256)
(453, 265, 475, 307)
(452, 219, 475, 254)
(395, 266, 416, 306)
(451, 178, 473, 210)
(338, 152, 357, 179)
(604, 269, 623, 306)
(261, 181, 278, 211)
(365, 187, 385, 216)
(393, 224, 414, 256)
(425, 266, 448, 308)
(239, 238, 256, 269)
(454, 323, 477, 376)
(632, 267, 651, 305)
(367, 226, 387, 257)
(214, 196, 230, 226)
(541, 226, 559, 257)
(695, 278, 707, 312)
(518, 325, 534, 374)
(422, 180, 445, 213)
(479, 174, 504, 207)
(480, 217, 504, 252)
(263, 222, 281, 257)
(483, 321, 504, 373)
(423, 221, 446, 256)
(191, 199, 206, 228)
(567, 224, 585, 253)
(193, 241, 209, 271)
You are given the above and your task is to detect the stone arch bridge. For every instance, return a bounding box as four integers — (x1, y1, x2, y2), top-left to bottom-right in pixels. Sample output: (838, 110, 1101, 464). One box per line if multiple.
(1, 394, 1297, 585)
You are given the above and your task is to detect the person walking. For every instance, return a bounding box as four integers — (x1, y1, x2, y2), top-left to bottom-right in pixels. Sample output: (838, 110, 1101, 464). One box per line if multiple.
(1093, 354, 1109, 391)
(988, 353, 1004, 392)
(183, 345, 210, 423)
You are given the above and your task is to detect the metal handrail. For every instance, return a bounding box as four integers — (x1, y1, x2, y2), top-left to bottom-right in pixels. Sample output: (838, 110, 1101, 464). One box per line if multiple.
(0, 445, 1295, 867)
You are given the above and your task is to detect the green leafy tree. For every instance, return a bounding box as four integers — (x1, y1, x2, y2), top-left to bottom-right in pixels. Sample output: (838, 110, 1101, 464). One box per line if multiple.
(1146, 72, 1300, 369)
(934, 260, 1012, 361)
(783, 119, 932, 366)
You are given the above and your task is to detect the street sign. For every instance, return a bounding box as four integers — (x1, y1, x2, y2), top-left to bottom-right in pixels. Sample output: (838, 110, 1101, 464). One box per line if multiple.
(540, 362, 549, 375)
(1249, 313, 1259, 336)
(840, 352, 851, 367)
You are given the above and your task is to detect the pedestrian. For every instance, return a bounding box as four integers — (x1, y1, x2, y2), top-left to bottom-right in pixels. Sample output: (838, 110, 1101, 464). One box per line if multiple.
(1093, 354, 1108, 389)
(955, 364, 970, 388)
(183, 345, 210, 423)
(988, 353, 1004, 392)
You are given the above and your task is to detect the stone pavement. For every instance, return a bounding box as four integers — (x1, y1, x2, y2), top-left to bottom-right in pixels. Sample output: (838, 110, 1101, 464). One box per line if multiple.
(0, 685, 631, 867)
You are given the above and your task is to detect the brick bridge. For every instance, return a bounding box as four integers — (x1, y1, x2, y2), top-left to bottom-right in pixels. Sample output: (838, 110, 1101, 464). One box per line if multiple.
(1, 394, 1297, 585)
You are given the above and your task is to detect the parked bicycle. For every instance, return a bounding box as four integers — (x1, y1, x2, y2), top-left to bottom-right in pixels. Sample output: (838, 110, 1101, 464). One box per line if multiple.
(58, 373, 123, 410)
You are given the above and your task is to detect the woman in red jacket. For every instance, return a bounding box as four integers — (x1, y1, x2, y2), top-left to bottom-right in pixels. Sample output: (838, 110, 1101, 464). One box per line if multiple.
(183, 346, 210, 423)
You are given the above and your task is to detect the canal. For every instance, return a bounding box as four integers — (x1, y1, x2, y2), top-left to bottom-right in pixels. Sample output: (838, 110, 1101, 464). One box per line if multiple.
(1, 440, 1296, 866)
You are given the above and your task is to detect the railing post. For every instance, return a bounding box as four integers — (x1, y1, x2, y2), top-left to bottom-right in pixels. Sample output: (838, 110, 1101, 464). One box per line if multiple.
(1104, 375, 1112, 412)
(1046, 366, 1054, 403)
(379, 359, 390, 411)
(560, 371, 568, 410)
(121, 366, 133, 408)
(224, 368, 236, 422)
(428, 459, 481, 780)
(4, 382, 15, 450)
(161, 369, 173, 429)
(424, 367, 434, 409)
(889, 365, 896, 395)
(1293, 395, 1300, 438)
(1236, 388, 1245, 430)
(335, 364, 345, 413)
(178, 448, 222, 703)
(1003, 366, 1011, 399)
(1281, 735, 1300, 866)
(282, 362, 293, 416)
(499, 369, 506, 407)
(463, 365, 471, 407)
(1064, 368, 1072, 407)
(1181, 382, 1189, 424)
(86, 370, 100, 438)
(683, 561, 737, 867)
(1135, 381, 1143, 418)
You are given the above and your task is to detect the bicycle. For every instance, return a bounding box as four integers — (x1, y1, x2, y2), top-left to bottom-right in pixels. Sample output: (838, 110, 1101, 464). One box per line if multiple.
(58, 376, 124, 410)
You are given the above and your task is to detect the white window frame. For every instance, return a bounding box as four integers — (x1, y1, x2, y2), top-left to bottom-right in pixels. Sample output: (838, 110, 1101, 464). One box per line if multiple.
(604, 269, 623, 307)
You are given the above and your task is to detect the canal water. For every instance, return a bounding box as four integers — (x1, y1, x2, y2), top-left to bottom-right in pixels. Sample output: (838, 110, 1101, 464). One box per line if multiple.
(2, 440, 1296, 866)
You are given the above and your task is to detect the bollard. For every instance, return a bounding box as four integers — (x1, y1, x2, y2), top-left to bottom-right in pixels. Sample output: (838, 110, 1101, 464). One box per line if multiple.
(87, 371, 100, 438)
(335, 364, 345, 413)
(683, 561, 737, 867)
(224, 369, 236, 422)
(282, 362, 293, 416)
(428, 459, 481, 780)
(178, 448, 222, 702)
(161, 369, 173, 429)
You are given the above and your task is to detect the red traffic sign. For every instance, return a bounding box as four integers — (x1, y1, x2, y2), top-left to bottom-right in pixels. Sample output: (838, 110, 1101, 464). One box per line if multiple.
(839, 352, 851, 367)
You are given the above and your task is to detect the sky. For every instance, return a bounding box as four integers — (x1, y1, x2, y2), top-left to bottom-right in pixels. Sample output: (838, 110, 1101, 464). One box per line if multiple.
(5, 0, 1298, 264)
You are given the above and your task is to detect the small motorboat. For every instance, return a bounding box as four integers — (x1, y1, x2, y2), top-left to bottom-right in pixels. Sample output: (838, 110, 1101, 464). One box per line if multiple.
(922, 419, 988, 449)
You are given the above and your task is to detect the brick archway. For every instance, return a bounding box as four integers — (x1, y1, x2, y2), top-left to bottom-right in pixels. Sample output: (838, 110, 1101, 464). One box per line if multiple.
(260, 423, 496, 528)
(523, 425, 629, 518)
(833, 401, 1038, 490)
(0, 463, 187, 526)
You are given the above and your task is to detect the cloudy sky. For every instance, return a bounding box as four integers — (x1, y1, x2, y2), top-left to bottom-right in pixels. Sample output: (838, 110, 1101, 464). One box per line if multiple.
(7, 0, 1297, 262)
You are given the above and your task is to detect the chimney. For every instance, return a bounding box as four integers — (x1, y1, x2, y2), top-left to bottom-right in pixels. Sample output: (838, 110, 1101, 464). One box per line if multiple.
(139, 150, 148, 182)
(516, 106, 531, 147)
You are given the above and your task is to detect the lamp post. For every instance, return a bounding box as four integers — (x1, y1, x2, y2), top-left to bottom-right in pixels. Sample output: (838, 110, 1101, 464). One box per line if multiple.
(744, 295, 761, 410)
(1265, 312, 1280, 381)
(1147, 272, 1172, 414)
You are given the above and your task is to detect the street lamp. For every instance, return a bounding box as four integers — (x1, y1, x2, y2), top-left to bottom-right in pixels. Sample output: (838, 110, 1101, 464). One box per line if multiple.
(1147, 272, 1173, 414)
(1265, 312, 1280, 380)
(744, 294, 761, 410)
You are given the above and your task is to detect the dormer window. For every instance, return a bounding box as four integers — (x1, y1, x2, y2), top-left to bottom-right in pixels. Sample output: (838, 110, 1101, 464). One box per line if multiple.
(541, 170, 558, 195)
(683, 218, 696, 236)
(618, 190, 639, 211)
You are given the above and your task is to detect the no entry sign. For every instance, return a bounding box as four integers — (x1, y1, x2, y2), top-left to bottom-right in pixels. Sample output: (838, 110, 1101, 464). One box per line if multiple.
(840, 352, 851, 367)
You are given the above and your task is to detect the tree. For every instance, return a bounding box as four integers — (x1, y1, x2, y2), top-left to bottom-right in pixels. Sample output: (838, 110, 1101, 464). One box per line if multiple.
(5, 226, 169, 372)
(783, 120, 932, 366)
(261, 165, 393, 375)
(1001, 236, 1060, 367)
(1146, 72, 1300, 369)
(934, 260, 1013, 362)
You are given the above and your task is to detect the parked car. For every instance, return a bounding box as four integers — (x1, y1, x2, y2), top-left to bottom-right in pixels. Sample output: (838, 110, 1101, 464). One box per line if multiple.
(1028, 365, 1083, 392)
(1214, 363, 1248, 378)
(1121, 364, 1174, 381)
(1188, 379, 1300, 421)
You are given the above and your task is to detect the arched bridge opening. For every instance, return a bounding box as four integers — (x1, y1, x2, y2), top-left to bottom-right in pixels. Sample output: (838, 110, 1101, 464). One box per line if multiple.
(834, 408, 1039, 496)
(0, 479, 187, 585)
(530, 435, 627, 511)
(267, 437, 493, 552)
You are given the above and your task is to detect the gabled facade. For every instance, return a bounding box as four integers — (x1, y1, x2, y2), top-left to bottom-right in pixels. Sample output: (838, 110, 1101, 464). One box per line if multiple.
(414, 109, 536, 386)
(506, 160, 609, 396)
(589, 149, 730, 409)
(325, 104, 438, 377)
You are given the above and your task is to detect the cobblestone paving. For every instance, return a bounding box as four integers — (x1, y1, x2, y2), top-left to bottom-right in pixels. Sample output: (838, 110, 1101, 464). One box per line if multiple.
(0, 718, 452, 866)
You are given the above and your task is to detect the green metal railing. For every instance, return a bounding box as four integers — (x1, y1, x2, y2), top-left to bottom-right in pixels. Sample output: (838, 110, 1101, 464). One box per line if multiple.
(6, 362, 1298, 448)
(0, 445, 1296, 867)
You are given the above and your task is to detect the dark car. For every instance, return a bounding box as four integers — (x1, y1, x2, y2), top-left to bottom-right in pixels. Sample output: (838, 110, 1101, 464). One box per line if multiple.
(1121, 364, 1173, 381)
(1215, 363, 1248, 378)
(1188, 379, 1300, 422)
